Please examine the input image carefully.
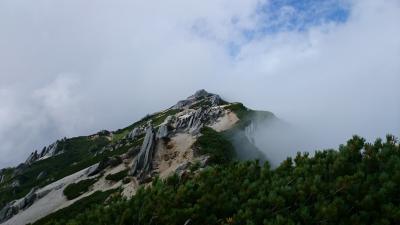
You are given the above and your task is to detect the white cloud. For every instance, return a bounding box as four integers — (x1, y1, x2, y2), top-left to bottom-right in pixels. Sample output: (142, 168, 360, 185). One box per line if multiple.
(0, 0, 399, 167)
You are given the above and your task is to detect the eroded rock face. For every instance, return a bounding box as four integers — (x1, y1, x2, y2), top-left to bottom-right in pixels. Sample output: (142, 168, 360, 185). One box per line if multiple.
(175, 107, 224, 134)
(129, 123, 157, 182)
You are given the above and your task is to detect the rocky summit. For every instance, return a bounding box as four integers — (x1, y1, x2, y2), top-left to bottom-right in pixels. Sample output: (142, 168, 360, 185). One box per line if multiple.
(0, 90, 272, 225)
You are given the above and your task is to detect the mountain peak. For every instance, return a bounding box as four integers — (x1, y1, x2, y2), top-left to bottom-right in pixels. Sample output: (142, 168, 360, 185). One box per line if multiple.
(190, 89, 209, 99)
(172, 89, 224, 109)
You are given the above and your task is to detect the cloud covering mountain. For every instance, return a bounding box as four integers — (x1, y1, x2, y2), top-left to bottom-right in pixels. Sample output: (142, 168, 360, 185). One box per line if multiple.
(0, 0, 399, 167)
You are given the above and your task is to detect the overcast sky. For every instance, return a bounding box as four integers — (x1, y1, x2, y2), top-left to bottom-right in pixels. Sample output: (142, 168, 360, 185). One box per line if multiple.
(0, 0, 399, 168)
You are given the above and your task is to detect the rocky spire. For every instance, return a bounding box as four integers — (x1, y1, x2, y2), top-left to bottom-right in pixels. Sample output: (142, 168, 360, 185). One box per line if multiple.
(25, 151, 39, 165)
(129, 122, 157, 181)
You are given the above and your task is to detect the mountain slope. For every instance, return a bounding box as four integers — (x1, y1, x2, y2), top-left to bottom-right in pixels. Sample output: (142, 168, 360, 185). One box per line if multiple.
(41, 135, 399, 225)
(0, 90, 273, 225)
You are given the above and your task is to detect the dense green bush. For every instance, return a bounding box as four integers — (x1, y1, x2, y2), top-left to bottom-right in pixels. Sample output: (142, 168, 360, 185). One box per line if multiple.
(63, 178, 98, 200)
(45, 135, 400, 225)
(194, 126, 235, 164)
(105, 170, 128, 182)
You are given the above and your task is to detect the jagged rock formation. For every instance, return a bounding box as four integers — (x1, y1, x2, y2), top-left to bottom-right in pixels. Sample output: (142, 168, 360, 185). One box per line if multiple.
(174, 107, 224, 134)
(25, 151, 39, 165)
(126, 90, 229, 182)
(38, 139, 65, 159)
(172, 89, 222, 109)
(24, 139, 66, 165)
(129, 123, 157, 182)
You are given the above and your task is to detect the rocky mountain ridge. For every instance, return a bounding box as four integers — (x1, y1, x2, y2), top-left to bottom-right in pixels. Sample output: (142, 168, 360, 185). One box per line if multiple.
(0, 90, 275, 225)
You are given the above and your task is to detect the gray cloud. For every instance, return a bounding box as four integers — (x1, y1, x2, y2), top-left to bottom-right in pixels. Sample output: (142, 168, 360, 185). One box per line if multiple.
(0, 0, 399, 167)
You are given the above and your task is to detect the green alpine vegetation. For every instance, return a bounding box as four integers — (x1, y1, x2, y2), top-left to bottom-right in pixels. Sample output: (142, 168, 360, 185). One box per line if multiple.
(63, 178, 98, 200)
(36, 135, 400, 225)
(194, 126, 235, 164)
(105, 170, 129, 182)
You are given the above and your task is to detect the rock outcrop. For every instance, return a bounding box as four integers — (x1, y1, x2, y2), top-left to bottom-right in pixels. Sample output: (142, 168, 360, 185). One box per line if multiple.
(175, 107, 224, 134)
(38, 139, 64, 159)
(157, 116, 173, 139)
(0, 188, 37, 223)
(172, 89, 222, 109)
(25, 151, 40, 165)
(129, 123, 157, 182)
(24, 138, 66, 165)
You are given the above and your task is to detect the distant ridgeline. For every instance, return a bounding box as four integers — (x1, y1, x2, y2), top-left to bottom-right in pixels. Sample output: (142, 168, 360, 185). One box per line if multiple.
(0, 90, 398, 225)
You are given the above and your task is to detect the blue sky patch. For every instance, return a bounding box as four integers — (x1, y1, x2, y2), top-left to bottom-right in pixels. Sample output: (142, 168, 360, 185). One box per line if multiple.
(257, 0, 351, 33)
(226, 0, 351, 57)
